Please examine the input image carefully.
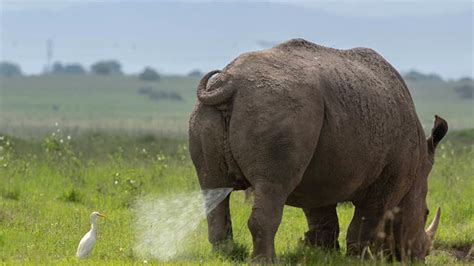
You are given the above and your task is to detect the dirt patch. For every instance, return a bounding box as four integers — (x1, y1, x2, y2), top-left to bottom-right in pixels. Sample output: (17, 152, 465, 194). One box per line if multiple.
(442, 244, 473, 262)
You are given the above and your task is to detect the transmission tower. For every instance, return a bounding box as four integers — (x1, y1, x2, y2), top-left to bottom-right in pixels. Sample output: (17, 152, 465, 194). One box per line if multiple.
(46, 39, 53, 73)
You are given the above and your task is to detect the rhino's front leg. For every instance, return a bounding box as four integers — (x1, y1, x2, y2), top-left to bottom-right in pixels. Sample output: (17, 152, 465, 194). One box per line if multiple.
(303, 204, 340, 249)
(248, 183, 287, 262)
(206, 193, 233, 250)
(346, 207, 384, 257)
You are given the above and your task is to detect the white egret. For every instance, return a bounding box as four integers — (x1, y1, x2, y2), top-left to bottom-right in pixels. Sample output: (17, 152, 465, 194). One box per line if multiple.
(76, 211, 107, 258)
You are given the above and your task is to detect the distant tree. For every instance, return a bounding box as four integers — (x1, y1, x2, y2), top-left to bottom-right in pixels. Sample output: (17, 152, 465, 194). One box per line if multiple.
(91, 60, 122, 75)
(51, 62, 64, 74)
(187, 69, 203, 78)
(0, 61, 22, 77)
(63, 63, 86, 74)
(138, 67, 160, 81)
(453, 77, 473, 99)
(404, 70, 443, 82)
(50, 62, 86, 75)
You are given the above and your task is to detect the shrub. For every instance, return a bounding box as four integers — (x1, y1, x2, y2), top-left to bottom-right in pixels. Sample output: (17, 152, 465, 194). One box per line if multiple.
(138, 67, 160, 81)
(0, 61, 22, 77)
(50, 62, 86, 75)
(91, 60, 122, 75)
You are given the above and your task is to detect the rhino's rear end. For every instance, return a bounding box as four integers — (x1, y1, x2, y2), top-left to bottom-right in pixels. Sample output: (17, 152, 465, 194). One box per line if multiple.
(188, 38, 441, 262)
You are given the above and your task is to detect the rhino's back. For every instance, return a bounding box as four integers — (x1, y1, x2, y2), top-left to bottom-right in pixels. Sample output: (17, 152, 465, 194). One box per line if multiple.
(227, 38, 414, 111)
(227, 38, 419, 142)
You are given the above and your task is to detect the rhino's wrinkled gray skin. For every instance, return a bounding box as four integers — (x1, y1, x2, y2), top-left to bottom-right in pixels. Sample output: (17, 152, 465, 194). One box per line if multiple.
(188, 39, 447, 262)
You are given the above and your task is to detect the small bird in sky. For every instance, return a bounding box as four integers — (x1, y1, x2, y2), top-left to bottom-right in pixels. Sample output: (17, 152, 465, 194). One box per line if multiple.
(76, 211, 107, 258)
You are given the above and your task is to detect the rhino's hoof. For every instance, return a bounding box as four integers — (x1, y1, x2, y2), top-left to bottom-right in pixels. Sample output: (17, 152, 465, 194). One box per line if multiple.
(303, 230, 340, 250)
(212, 239, 234, 254)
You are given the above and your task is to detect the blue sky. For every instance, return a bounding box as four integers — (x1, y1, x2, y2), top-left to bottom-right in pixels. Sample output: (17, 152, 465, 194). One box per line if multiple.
(1, 1, 472, 78)
(3, 0, 471, 17)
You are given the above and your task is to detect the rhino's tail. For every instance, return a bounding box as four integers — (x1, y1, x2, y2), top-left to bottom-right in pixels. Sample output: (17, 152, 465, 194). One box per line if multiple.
(197, 70, 235, 105)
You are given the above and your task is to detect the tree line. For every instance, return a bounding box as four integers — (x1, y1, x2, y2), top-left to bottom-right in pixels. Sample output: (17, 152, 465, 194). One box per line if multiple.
(0, 60, 204, 81)
(0, 61, 471, 99)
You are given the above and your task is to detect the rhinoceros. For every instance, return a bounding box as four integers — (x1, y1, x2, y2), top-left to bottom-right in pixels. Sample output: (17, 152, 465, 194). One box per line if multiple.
(188, 38, 447, 261)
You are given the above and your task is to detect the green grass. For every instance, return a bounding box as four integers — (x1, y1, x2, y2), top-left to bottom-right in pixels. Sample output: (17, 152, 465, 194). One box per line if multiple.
(0, 75, 200, 137)
(0, 75, 473, 138)
(0, 129, 472, 265)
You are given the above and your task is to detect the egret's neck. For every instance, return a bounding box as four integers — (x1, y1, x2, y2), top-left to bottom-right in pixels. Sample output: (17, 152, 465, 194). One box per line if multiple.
(90, 219, 98, 233)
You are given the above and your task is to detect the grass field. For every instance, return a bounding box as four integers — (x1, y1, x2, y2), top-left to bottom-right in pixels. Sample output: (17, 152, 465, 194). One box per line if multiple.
(0, 75, 473, 138)
(0, 75, 200, 137)
(0, 127, 473, 265)
(0, 74, 473, 264)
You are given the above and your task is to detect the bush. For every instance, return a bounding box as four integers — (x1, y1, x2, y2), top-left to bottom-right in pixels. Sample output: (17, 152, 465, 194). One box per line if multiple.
(138, 67, 160, 81)
(91, 60, 122, 75)
(0, 61, 22, 77)
(51, 62, 63, 74)
(136, 86, 182, 101)
(51, 62, 86, 75)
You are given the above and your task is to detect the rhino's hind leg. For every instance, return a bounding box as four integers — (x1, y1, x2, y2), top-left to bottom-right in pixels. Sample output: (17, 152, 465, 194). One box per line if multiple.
(189, 105, 236, 252)
(303, 205, 340, 250)
(247, 183, 288, 262)
(228, 88, 324, 261)
(206, 193, 233, 251)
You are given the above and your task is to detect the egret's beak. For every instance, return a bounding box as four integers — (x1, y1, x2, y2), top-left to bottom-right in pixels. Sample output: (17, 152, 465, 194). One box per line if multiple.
(98, 213, 107, 219)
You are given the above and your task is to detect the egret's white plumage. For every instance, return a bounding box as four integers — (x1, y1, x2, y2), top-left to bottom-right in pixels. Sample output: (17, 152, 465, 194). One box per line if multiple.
(76, 211, 106, 258)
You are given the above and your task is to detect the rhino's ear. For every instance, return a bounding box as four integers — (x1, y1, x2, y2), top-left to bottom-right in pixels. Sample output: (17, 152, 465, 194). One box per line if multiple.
(427, 115, 448, 153)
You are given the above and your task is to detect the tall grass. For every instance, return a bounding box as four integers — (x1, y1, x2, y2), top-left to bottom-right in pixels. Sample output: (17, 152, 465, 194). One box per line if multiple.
(0, 129, 472, 265)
